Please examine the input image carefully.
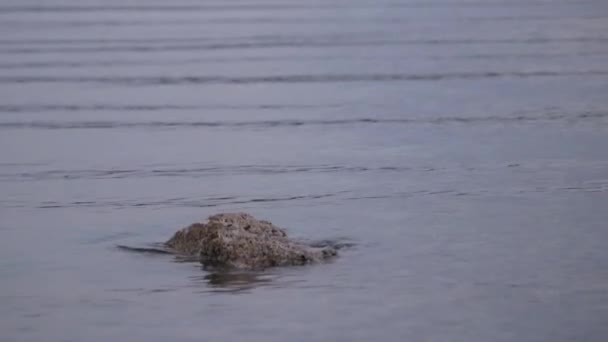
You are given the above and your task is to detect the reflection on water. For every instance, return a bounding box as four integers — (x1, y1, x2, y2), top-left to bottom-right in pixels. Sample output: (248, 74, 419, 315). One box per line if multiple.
(117, 237, 355, 294)
(195, 271, 275, 294)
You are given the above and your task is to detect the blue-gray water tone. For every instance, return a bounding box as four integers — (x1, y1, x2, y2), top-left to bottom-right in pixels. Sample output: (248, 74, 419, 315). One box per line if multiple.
(1, 0, 608, 341)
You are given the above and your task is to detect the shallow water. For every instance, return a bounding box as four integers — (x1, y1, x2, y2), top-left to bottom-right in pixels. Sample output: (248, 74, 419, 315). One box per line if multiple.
(1, 0, 608, 341)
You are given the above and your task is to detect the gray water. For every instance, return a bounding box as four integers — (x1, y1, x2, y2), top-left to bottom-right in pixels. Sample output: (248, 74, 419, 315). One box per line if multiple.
(1, 0, 608, 341)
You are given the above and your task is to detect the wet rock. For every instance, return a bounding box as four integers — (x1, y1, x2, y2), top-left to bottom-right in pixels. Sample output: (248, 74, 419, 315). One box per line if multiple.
(165, 212, 337, 269)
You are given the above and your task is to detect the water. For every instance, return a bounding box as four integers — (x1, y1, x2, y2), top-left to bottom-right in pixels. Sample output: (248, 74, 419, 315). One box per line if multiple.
(1, 0, 608, 341)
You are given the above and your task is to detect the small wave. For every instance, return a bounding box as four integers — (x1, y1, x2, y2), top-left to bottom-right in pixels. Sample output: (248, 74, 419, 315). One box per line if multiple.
(32, 192, 344, 210)
(1, 70, 607, 86)
(2, 51, 608, 70)
(1, 37, 607, 54)
(0, 164, 413, 181)
(23, 180, 608, 210)
(1, 14, 606, 29)
(116, 244, 172, 255)
(0, 2, 588, 14)
(5, 159, 607, 184)
(0, 103, 333, 113)
(2, 33, 607, 47)
(0, 104, 197, 113)
(0, 111, 605, 130)
(307, 239, 357, 250)
(5, 159, 607, 208)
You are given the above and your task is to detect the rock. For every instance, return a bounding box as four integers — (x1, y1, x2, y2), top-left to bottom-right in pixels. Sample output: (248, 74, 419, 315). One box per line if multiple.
(165, 212, 337, 269)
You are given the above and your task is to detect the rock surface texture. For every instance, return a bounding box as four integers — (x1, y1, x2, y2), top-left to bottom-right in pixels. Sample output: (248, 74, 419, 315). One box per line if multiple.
(165, 213, 337, 269)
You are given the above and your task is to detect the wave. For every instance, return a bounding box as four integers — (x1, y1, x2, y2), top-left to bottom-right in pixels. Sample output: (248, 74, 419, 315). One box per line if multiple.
(5, 180, 605, 210)
(1, 70, 607, 86)
(0, 164, 413, 181)
(1, 15, 605, 29)
(2, 37, 607, 54)
(0, 2, 591, 13)
(2, 51, 608, 71)
(3, 160, 607, 208)
(3, 34, 606, 47)
(30, 192, 342, 209)
(3, 160, 607, 182)
(0, 111, 605, 130)
(0, 103, 334, 113)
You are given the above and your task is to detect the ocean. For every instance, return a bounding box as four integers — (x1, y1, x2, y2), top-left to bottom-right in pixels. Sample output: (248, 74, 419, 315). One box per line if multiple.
(1, 0, 608, 341)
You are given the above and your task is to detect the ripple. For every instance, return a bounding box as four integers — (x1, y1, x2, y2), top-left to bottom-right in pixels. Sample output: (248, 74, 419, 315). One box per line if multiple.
(0, 111, 605, 131)
(0, 164, 409, 181)
(116, 244, 172, 255)
(2, 51, 608, 70)
(0, 104, 197, 113)
(31, 192, 344, 210)
(1, 37, 607, 54)
(0, 103, 333, 113)
(0, 2, 592, 14)
(20, 179, 608, 210)
(1, 13, 606, 29)
(1, 70, 606, 86)
(3, 160, 607, 210)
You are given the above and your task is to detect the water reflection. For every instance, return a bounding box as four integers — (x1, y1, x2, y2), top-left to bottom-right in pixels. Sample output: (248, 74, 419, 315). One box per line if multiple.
(118, 243, 280, 293)
(192, 270, 275, 294)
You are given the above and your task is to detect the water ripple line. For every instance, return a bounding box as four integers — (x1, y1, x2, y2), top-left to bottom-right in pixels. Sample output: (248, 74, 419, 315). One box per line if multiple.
(1, 70, 608, 86)
(1, 37, 607, 54)
(0, 111, 605, 130)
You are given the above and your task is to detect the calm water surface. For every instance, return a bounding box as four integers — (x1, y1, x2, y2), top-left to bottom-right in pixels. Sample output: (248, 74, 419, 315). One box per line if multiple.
(1, 0, 608, 341)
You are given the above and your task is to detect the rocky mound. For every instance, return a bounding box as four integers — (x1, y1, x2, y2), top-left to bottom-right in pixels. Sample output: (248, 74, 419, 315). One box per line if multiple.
(165, 212, 337, 269)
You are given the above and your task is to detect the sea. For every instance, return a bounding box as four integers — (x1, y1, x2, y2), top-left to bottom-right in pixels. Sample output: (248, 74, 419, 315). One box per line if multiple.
(1, 0, 608, 341)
